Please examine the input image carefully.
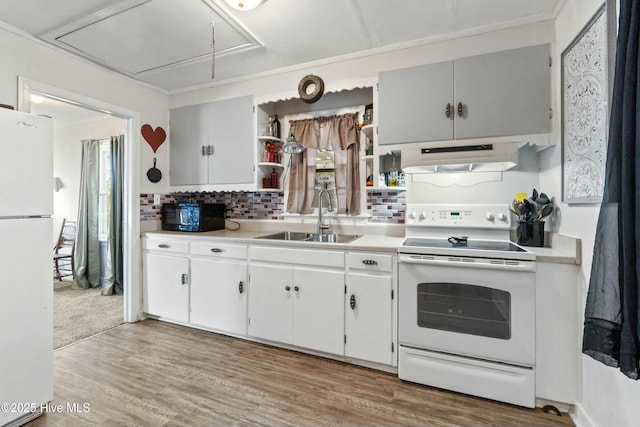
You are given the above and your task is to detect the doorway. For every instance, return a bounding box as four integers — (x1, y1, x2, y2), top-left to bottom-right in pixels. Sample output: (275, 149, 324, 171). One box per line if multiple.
(18, 77, 142, 327)
(31, 96, 126, 348)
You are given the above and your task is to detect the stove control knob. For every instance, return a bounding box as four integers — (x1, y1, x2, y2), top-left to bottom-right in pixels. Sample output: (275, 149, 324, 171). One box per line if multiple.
(409, 211, 417, 219)
(419, 212, 427, 220)
(485, 212, 495, 221)
(497, 212, 507, 222)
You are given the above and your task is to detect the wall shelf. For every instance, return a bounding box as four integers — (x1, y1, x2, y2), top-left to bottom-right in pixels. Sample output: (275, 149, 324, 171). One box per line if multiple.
(258, 162, 284, 168)
(361, 124, 374, 140)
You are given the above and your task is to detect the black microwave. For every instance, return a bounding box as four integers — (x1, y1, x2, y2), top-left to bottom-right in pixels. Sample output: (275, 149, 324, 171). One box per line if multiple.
(162, 203, 225, 232)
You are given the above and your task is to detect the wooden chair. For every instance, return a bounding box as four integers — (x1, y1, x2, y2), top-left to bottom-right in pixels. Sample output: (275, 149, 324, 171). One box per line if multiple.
(53, 219, 77, 281)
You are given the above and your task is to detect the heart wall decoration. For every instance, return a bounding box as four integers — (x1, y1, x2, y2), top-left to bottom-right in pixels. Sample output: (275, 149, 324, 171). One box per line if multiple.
(141, 124, 166, 153)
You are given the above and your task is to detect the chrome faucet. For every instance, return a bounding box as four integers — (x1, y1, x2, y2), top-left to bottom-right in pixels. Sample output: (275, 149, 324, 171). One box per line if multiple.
(317, 185, 333, 235)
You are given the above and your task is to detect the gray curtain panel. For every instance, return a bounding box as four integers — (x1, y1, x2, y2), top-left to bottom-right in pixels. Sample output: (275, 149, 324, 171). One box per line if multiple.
(73, 139, 100, 289)
(73, 135, 124, 296)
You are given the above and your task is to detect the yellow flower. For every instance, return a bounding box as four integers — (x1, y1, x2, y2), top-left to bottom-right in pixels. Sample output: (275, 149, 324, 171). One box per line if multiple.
(515, 192, 528, 202)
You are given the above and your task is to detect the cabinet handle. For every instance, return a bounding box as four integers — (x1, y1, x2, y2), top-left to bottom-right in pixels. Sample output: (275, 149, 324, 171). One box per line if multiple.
(238, 281, 244, 294)
(158, 244, 170, 249)
(362, 259, 377, 266)
(201, 145, 207, 156)
(210, 248, 222, 253)
(181, 273, 188, 285)
(208, 145, 214, 156)
(350, 294, 356, 310)
(457, 102, 463, 117)
(445, 103, 451, 118)
(285, 285, 291, 291)
(294, 286, 299, 292)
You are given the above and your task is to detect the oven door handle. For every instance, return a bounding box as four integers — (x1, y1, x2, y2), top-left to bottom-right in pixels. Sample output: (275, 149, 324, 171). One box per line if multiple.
(398, 255, 536, 272)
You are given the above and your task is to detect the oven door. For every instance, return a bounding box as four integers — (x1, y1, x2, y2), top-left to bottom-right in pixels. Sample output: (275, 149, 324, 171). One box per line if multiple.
(398, 254, 535, 366)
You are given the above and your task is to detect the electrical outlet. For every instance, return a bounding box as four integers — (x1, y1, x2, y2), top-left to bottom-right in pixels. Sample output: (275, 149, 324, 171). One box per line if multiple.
(154, 194, 161, 205)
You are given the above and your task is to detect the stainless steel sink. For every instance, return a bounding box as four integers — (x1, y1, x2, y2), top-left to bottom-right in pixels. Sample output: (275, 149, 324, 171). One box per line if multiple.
(256, 231, 315, 241)
(304, 234, 360, 243)
(255, 231, 360, 244)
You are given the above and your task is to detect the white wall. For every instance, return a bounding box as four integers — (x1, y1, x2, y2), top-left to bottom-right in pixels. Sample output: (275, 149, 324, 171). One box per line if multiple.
(0, 26, 170, 195)
(544, 1, 639, 426)
(52, 115, 126, 244)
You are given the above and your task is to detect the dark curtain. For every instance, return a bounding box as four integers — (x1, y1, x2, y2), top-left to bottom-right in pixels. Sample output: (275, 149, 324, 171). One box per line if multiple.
(103, 135, 124, 295)
(583, 0, 640, 380)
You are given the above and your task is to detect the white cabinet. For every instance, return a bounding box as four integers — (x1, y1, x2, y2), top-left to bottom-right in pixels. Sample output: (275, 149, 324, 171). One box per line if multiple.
(142, 238, 190, 323)
(170, 95, 254, 186)
(247, 264, 293, 343)
(535, 262, 579, 405)
(249, 246, 345, 355)
(345, 252, 397, 366)
(378, 44, 550, 145)
(190, 242, 248, 335)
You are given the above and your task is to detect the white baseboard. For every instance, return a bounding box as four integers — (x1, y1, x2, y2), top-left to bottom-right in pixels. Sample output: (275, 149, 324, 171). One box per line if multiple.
(571, 402, 598, 427)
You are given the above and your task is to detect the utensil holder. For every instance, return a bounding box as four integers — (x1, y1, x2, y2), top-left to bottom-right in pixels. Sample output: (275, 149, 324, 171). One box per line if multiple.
(517, 221, 545, 247)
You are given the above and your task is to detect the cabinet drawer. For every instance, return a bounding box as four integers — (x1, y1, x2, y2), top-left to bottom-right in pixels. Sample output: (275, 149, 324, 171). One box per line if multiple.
(348, 253, 394, 273)
(191, 241, 248, 259)
(144, 238, 189, 254)
(250, 246, 344, 268)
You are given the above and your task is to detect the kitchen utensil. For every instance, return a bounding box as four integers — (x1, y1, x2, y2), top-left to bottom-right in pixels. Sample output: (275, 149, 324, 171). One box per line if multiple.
(512, 199, 521, 215)
(531, 188, 539, 201)
(526, 198, 539, 222)
(147, 158, 162, 183)
(518, 203, 527, 221)
(538, 203, 553, 221)
(447, 236, 468, 246)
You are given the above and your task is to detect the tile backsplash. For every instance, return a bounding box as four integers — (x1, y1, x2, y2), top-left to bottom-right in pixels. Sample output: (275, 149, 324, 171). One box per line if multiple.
(140, 190, 405, 224)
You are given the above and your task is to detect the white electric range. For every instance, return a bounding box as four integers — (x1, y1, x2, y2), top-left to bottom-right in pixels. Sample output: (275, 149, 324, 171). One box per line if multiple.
(397, 203, 537, 408)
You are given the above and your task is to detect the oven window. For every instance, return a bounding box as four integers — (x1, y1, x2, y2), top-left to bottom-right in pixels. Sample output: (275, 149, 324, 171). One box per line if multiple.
(417, 282, 511, 340)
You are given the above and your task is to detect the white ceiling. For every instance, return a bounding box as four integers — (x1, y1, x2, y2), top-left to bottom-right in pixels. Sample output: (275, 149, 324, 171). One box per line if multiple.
(0, 0, 562, 94)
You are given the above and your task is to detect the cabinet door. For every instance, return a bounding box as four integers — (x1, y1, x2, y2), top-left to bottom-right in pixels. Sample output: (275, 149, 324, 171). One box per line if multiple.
(535, 262, 579, 403)
(143, 253, 190, 322)
(293, 267, 345, 355)
(190, 258, 248, 335)
(346, 273, 393, 365)
(454, 44, 550, 139)
(378, 61, 454, 145)
(209, 95, 254, 185)
(169, 103, 209, 185)
(248, 264, 293, 344)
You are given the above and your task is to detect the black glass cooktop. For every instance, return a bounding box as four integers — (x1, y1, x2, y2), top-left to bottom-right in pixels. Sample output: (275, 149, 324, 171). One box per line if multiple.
(402, 237, 526, 253)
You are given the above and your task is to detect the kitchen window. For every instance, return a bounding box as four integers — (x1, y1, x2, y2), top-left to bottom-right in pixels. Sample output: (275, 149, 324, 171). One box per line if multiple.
(286, 110, 362, 216)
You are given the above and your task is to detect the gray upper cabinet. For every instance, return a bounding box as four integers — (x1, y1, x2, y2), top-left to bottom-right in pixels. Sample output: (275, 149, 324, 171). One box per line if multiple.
(378, 60, 454, 145)
(378, 44, 550, 145)
(170, 95, 254, 186)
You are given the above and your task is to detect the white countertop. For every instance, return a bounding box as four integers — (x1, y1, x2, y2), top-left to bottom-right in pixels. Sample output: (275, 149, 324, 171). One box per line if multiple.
(144, 228, 405, 253)
(144, 226, 579, 263)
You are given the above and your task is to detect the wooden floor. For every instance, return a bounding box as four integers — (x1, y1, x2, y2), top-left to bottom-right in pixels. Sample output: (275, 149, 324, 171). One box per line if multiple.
(28, 320, 574, 427)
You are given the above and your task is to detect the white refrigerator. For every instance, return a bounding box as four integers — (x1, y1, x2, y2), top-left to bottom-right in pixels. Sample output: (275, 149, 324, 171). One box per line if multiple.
(0, 108, 54, 426)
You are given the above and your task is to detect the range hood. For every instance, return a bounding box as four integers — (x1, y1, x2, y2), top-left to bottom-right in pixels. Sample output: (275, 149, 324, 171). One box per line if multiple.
(400, 141, 521, 173)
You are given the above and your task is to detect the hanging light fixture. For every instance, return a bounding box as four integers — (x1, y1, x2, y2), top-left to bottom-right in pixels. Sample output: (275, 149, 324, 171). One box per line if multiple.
(225, 0, 266, 11)
(282, 134, 305, 154)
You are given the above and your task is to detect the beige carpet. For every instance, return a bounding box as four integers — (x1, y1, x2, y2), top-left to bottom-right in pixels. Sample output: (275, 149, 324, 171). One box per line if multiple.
(53, 280, 123, 349)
